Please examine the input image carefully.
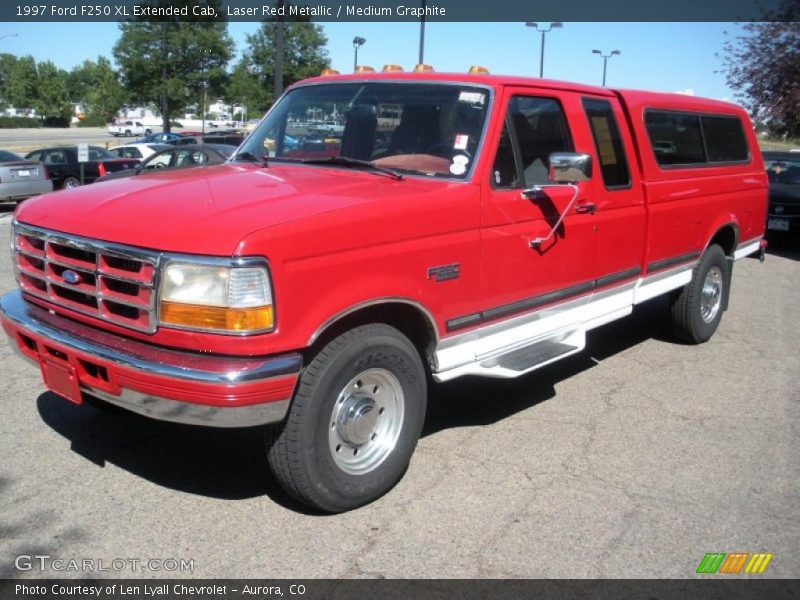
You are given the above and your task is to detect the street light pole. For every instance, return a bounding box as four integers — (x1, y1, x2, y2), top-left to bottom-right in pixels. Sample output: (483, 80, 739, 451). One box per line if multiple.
(525, 22, 562, 78)
(353, 36, 366, 72)
(592, 49, 621, 86)
(418, 0, 426, 64)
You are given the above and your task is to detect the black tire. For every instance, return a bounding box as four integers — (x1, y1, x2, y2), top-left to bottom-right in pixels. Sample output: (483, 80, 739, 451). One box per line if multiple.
(669, 244, 727, 344)
(145, 129, 152, 135)
(124, 129, 131, 137)
(62, 176, 80, 189)
(266, 323, 427, 513)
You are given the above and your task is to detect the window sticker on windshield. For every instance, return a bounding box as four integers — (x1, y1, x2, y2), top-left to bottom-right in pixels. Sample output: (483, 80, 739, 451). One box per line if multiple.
(454, 134, 469, 150)
(450, 154, 469, 176)
(459, 91, 485, 105)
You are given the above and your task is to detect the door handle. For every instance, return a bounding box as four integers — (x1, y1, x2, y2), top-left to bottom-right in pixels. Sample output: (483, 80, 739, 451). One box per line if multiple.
(575, 201, 596, 215)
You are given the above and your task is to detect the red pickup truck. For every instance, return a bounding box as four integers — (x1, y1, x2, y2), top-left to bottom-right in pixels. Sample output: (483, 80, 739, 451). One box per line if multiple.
(1, 70, 767, 512)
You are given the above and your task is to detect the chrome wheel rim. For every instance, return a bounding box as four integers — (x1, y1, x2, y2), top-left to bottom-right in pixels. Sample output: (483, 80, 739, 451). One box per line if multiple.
(328, 368, 404, 475)
(700, 265, 723, 323)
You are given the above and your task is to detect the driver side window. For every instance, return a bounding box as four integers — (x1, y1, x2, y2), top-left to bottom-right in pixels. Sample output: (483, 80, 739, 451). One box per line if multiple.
(492, 96, 574, 188)
(145, 152, 172, 169)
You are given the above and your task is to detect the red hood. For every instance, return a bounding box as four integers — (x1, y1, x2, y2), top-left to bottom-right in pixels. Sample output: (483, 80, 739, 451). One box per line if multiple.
(14, 163, 410, 256)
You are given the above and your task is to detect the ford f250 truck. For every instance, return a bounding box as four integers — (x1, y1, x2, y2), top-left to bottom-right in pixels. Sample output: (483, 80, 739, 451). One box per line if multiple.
(1, 69, 767, 512)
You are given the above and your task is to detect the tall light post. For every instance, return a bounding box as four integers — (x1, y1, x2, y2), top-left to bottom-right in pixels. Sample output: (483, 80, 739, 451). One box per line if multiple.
(592, 49, 621, 86)
(352, 36, 366, 73)
(418, 0, 426, 65)
(525, 22, 562, 78)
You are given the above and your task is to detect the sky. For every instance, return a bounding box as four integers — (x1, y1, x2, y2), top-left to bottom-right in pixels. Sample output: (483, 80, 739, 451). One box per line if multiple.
(0, 21, 741, 102)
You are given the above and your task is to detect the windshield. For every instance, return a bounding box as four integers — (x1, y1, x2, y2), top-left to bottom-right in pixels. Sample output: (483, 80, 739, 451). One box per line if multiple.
(88, 146, 116, 160)
(238, 81, 490, 179)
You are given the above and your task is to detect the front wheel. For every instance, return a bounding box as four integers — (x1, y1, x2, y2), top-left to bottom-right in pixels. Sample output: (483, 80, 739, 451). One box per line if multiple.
(669, 244, 727, 343)
(266, 323, 427, 513)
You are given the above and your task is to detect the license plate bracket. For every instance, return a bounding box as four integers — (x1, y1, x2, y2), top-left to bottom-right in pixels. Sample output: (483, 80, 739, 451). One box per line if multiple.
(40, 356, 83, 405)
(768, 218, 789, 231)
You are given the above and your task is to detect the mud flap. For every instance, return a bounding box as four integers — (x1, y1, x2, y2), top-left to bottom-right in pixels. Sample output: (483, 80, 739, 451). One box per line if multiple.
(721, 255, 733, 311)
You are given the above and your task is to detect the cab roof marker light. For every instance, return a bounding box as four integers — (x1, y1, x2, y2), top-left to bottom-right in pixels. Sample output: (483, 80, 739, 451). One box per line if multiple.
(356, 65, 375, 73)
(320, 68, 340, 76)
(413, 64, 434, 73)
(468, 66, 490, 74)
(382, 64, 404, 72)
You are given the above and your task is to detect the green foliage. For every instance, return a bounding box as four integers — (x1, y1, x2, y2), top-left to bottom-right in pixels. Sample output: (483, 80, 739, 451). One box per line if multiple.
(0, 116, 42, 128)
(721, 3, 800, 137)
(68, 57, 125, 122)
(239, 10, 330, 106)
(113, 0, 232, 132)
(34, 61, 72, 120)
(76, 114, 108, 127)
(224, 62, 270, 119)
(0, 54, 39, 109)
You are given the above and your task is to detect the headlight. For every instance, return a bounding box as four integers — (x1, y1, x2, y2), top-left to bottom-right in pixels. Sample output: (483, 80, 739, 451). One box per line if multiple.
(159, 260, 274, 333)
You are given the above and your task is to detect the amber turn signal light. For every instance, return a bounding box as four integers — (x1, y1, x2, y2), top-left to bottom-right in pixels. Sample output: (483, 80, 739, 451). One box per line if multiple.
(161, 301, 274, 332)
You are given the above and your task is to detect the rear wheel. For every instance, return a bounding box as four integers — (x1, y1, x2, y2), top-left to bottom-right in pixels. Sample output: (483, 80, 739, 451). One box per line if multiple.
(669, 244, 727, 343)
(266, 323, 427, 513)
(62, 176, 80, 189)
(145, 129, 152, 135)
(124, 129, 131, 136)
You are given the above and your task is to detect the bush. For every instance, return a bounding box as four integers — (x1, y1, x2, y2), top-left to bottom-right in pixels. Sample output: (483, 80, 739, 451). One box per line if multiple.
(0, 116, 42, 128)
(77, 115, 108, 127)
(42, 116, 70, 128)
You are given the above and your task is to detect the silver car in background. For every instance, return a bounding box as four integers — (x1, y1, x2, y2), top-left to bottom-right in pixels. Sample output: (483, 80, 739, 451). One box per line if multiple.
(0, 150, 53, 202)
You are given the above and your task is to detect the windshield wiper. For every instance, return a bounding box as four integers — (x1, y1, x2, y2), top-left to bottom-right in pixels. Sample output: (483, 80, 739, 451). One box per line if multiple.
(230, 151, 268, 166)
(301, 156, 404, 181)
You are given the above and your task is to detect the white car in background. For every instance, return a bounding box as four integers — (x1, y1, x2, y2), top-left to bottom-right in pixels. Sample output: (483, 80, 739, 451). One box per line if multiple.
(108, 143, 172, 161)
(108, 120, 151, 137)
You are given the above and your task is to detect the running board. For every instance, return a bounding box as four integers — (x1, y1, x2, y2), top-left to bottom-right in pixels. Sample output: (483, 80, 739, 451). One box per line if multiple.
(434, 328, 586, 381)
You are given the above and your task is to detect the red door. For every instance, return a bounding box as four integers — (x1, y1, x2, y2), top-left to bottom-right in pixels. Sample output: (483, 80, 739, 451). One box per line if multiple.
(477, 87, 598, 331)
(578, 95, 646, 288)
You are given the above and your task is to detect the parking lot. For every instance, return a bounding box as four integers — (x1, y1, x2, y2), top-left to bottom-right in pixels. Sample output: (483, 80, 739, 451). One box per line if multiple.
(0, 205, 797, 579)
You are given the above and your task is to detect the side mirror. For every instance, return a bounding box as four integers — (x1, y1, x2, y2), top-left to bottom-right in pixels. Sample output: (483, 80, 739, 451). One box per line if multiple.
(548, 152, 592, 183)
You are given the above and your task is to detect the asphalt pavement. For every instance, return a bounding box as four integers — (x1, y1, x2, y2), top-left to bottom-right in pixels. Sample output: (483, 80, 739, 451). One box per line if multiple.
(0, 206, 797, 578)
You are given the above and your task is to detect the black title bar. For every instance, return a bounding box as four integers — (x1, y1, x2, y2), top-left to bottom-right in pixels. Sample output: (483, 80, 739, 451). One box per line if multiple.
(4, 0, 800, 22)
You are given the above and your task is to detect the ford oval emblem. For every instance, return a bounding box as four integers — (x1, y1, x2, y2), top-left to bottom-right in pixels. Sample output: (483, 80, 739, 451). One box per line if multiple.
(62, 269, 82, 285)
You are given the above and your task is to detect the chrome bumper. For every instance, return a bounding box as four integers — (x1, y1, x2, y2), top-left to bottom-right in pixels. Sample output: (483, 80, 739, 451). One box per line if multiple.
(1, 290, 302, 428)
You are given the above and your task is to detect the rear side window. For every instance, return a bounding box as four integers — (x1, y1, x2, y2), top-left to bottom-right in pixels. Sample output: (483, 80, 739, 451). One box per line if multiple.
(645, 110, 750, 167)
(701, 116, 749, 162)
(645, 111, 706, 166)
(582, 98, 630, 188)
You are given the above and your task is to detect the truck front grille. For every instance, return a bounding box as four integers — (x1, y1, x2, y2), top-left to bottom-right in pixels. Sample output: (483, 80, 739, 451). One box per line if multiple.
(13, 223, 160, 333)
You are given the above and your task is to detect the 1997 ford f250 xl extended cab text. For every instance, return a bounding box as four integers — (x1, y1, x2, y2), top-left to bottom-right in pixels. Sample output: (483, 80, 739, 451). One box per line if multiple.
(1, 69, 767, 512)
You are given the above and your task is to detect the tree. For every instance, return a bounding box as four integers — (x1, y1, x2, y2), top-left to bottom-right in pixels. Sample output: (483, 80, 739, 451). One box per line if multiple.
(720, 4, 800, 137)
(67, 57, 124, 122)
(224, 62, 270, 120)
(113, 1, 232, 132)
(240, 13, 330, 108)
(35, 61, 72, 121)
(0, 54, 38, 110)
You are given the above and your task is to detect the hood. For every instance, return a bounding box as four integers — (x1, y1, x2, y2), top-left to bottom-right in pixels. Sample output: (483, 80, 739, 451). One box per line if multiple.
(14, 163, 407, 256)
